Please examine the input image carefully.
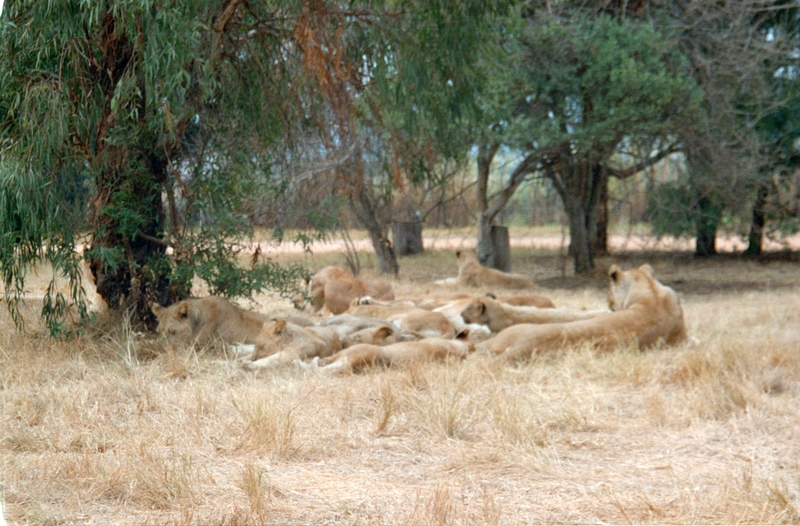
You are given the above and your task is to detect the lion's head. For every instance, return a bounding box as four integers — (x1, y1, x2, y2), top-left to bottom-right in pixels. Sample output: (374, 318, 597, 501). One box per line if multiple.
(151, 301, 194, 342)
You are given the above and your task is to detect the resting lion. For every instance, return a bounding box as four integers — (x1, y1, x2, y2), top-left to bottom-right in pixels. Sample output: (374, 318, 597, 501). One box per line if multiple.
(480, 264, 688, 360)
(347, 303, 455, 339)
(242, 319, 341, 370)
(461, 296, 606, 333)
(434, 251, 535, 289)
(309, 332, 475, 374)
(152, 296, 270, 345)
(303, 266, 395, 315)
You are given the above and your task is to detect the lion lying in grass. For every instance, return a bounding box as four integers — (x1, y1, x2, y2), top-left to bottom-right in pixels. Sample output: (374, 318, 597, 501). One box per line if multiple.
(434, 251, 535, 289)
(242, 319, 341, 370)
(151, 296, 270, 346)
(307, 332, 475, 374)
(480, 264, 688, 360)
(461, 296, 606, 333)
(303, 266, 395, 315)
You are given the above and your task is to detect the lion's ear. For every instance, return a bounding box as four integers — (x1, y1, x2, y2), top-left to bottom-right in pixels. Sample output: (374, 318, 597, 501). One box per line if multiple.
(177, 302, 190, 319)
(374, 325, 394, 339)
(151, 303, 163, 316)
(270, 319, 288, 335)
(638, 264, 654, 277)
(609, 265, 621, 282)
(478, 299, 487, 315)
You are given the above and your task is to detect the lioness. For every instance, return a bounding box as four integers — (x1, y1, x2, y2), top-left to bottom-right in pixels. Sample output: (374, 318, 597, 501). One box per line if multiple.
(310, 332, 475, 374)
(490, 294, 555, 309)
(347, 303, 455, 339)
(341, 324, 401, 347)
(304, 266, 395, 315)
(480, 264, 688, 360)
(152, 296, 269, 345)
(434, 251, 535, 289)
(461, 297, 606, 333)
(242, 319, 341, 370)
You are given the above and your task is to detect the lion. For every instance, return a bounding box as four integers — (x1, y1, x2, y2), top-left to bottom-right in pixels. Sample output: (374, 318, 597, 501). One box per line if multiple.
(309, 331, 475, 374)
(479, 264, 688, 360)
(151, 296, 270, 346)
(341, 324, 402, 348)
(489, 294, 555, 309)
(302, 266, 395, 315)
(434, 250, 535, 289)
(347, 303, 455, 339)
(242, 319, 341, 370)
(460, 296, 606, 333)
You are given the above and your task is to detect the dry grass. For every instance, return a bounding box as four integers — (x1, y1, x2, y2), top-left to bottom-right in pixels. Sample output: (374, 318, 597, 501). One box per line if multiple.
(1, 242, 800, 524)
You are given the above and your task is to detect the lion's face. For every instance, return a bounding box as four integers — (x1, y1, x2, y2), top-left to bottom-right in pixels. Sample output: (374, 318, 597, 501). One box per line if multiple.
(152, 301, 193, 342)
(608, 264, 653, 311)
(455, 250, 478, 270)
(460, 299, 489, 325)
(252, 319, 292, 360)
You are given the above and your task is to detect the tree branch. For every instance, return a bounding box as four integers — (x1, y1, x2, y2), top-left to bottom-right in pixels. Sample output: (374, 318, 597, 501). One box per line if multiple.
(605, 143, 681, 179)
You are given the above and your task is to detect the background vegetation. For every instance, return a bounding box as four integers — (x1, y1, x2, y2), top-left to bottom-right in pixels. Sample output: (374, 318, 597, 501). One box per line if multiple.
(1, 0, 799, 325)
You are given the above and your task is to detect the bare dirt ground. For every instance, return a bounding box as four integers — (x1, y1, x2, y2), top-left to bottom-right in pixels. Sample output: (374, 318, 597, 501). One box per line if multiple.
(1, 234, 799, 525)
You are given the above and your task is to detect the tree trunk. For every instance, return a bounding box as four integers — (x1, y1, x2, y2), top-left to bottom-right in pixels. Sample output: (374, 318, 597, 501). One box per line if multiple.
(744, 183, 769, 256)
(350, 184, 398, 275)
(476, 211, 494, 267)
(392, 221, 424, 256)
(86, 16, 171, 326)
(490, 225, 511, 272)
(694, 196, 718, 257)
(88, 157, 170, 325)
(593, 179, 609, 256)
(566, 200, 592, 274)
(476, 143, 499, 267)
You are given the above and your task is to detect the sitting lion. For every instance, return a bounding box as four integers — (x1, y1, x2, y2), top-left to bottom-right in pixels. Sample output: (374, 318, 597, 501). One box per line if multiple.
(434, 251, 535, 289)
(309, 332, 475, 374)
(151, 296, 270, 345)
(302, 266, 395, 315)
(242, 319, 341, 370)
(480, 264, 688, 360)
(461, 296, 606, 333)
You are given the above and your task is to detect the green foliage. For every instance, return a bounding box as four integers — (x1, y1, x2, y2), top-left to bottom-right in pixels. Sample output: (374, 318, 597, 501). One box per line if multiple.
(486, 12, 703, 157)
(0, 161, 89, 332)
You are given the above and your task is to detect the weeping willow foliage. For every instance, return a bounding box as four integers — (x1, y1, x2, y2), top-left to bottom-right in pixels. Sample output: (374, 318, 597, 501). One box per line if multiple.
(0, 0, 512, 332)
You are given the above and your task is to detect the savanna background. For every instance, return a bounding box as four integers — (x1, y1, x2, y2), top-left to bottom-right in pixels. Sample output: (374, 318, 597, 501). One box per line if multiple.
(1, 0, 800, 524)
(1, 234, 799, 525)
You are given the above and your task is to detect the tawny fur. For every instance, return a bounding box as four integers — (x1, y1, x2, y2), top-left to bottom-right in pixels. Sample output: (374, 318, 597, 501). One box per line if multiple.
(303, 266, 395, 315)
(243, 319, 341, 370)
(490, 294, 555, 309)
(461, 297, 606, 333)
(434, 251, 535, 289)
(347, 303, 455, 339)
(314, 334, 475, 374)
(480, 264, 688, 360)
(151, 296, 269, 346)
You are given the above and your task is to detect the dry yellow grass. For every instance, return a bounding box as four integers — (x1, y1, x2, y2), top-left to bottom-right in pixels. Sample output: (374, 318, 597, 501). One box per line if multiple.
(1, 243, 799, 524)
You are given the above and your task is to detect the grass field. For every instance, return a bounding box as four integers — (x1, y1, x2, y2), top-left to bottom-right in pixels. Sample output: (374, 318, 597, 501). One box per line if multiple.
(1, 242, 799, 524)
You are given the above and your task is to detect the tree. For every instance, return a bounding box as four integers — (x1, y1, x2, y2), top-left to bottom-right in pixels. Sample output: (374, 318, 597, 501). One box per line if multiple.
(0, 1, 327, 330)
(475, 10, 701, 273)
